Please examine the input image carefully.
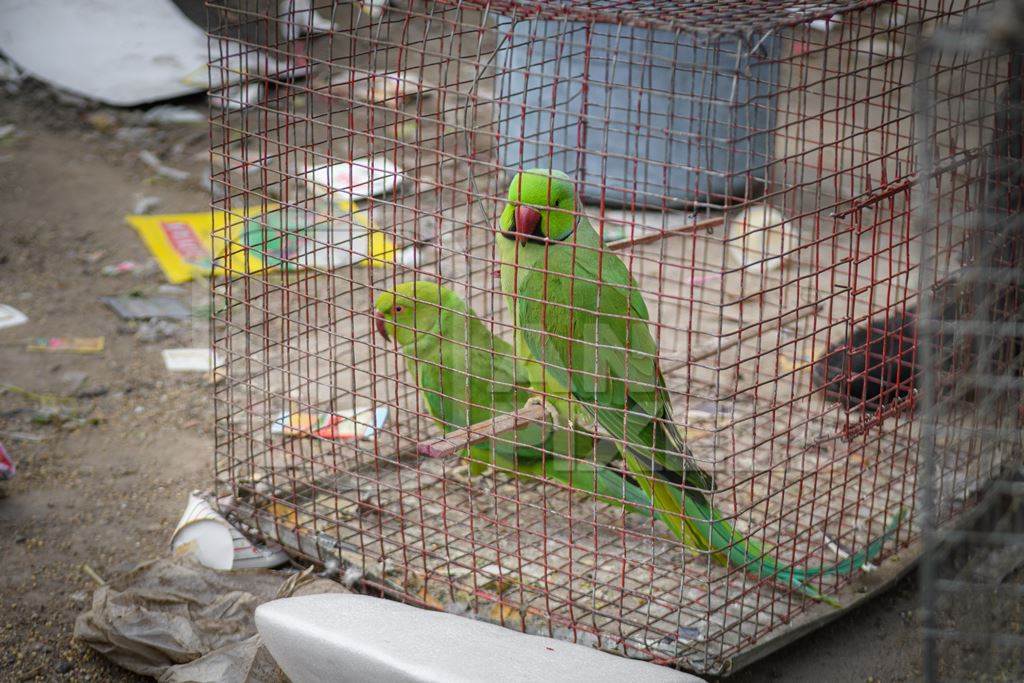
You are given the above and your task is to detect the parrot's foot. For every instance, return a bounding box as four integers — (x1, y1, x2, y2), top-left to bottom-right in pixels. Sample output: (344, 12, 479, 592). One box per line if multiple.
(523, 395, 561, 430)
(569, 411, 598, 434)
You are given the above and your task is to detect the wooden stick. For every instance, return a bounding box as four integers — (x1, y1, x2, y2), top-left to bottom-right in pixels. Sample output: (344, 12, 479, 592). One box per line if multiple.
(605, 215, 725, 250)
(82, 563, 107, 586)
(416, 402, 549, 459)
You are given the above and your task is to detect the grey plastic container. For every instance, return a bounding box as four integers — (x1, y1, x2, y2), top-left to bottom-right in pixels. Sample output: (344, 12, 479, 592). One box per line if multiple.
(495, 20, 778, 208)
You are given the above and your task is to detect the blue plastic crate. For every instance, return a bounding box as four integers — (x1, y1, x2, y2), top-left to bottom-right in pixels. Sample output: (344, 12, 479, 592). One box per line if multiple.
(495, 20, 778, 208)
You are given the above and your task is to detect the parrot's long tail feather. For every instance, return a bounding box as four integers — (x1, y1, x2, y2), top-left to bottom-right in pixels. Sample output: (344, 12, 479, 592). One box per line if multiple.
(623, 420, 905, 607)
(680, 491, 906, 607)
(541, 457, 655, 517)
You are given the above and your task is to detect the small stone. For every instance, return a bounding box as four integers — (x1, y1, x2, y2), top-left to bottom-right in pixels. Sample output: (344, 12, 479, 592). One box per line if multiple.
(55, 660, 74, 674)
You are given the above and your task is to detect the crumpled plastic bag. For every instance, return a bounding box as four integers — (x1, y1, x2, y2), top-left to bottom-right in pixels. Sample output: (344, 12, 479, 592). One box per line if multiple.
(157, 635, 284, 683)
(74, 555, 348, 681)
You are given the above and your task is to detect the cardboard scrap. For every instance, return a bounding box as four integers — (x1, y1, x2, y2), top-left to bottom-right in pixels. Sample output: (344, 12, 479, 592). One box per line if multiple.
(101, 295, 191, 320)
(271, 406, 389, 441)
(162, 348, 221, 373)
(126, 204, 393, 284)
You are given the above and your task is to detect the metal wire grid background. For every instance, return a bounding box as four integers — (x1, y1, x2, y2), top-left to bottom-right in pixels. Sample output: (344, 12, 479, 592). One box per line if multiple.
(206, 0, 1015, 674)
(917, 3, 1024, 679)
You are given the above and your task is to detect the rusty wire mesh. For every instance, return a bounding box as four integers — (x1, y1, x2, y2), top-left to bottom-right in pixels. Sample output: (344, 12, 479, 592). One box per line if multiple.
(205, 0, 1019, 674)
(916, 3, 1024, 680)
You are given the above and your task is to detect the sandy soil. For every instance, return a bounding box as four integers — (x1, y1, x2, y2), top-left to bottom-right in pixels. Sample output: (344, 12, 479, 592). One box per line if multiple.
(0, 85, 926, 682)
(0, 86, 215, 681)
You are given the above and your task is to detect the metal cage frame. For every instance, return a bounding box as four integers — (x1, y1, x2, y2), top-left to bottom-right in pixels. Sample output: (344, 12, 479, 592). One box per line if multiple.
(205, 0, 1020, 674)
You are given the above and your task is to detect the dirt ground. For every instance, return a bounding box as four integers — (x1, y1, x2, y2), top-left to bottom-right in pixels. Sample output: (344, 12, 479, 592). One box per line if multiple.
(0, 85, 928, 682)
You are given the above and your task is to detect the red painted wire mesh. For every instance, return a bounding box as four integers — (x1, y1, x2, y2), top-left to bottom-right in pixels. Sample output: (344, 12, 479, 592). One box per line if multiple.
(205, 0, 1020, 673)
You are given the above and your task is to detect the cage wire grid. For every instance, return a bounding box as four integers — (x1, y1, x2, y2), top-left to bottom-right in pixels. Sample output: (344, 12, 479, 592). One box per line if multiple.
(916, 2, 1024, 680)
(206, 0, 1019, 674)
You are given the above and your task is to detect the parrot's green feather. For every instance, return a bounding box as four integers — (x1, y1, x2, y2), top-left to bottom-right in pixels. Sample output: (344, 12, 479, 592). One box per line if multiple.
(376, 282, 655, 516)
(497, 168, 906, 606)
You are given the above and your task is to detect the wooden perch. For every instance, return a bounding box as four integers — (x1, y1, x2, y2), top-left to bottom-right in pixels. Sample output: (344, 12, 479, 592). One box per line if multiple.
(416, 402, 550, 459)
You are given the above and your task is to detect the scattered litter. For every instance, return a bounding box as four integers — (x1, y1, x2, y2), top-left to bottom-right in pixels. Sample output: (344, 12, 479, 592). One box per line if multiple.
(139, 149, 190, 182)
(0, 1, 299, 106)
(398, 244, 422, 269)
(358, 0, 390, 19)
(319, 68, 428, 106)
(101, 295, 191, 320)
(302, 156, 403, 201)
(0, 441, 14, 480)
(27, 336, 105, 353)
(0, 123, 16, 140)
(85, 110, 119, 132)
(100, 260, 143, 276)
(271, 405, 389, 441)
(126, 211, 217, 283)
(132, 195, 161, 215)
(162, 348, 220, 373)
(0, 304, 28, 330)
(172, 492, 291, 571)
(136, 319, 179, 344)
(278, 0, 338, 40)
(127, 205, 390, 283)
(237, 206, 383, 270)
(142, 104, 205, 124)
(783, 6, 841, 32)
(82, 563, 108, 586)
(726, 204, 795, 272)
(74, 555, 348, 680)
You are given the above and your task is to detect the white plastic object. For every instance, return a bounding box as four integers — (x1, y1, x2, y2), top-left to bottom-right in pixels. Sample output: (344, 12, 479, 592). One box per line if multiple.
(256, 593, 703, 683)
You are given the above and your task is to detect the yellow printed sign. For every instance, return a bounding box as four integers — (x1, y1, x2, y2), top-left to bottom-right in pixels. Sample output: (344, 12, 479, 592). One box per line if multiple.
(126, 202, 394, 284)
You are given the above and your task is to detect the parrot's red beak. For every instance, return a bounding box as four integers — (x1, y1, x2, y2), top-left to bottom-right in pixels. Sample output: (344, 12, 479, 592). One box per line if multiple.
(514, 205, 542, 243)
(374, 310, 390, 341)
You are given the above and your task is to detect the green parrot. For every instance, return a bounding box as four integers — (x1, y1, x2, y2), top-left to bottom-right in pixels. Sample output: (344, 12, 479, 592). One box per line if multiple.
(496, 168, 905, 605)
(373, 281, 655, 515)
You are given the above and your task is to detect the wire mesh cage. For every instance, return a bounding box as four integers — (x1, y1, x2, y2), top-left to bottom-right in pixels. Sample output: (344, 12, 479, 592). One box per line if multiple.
(206, 0, 1020, 674)
(916, 3, 1024, 680)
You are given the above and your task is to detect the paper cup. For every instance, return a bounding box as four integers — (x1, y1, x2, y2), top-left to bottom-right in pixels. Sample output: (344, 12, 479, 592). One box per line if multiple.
(171, 491, 289, 570)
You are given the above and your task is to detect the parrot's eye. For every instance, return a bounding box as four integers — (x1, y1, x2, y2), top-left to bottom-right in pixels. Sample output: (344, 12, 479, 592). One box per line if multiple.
(393, 305, 404, 314)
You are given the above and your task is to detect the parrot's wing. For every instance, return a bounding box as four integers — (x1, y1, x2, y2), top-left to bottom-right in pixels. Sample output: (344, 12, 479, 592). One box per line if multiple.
(516, 247, 713, 488)
(516, 247, 661, 416)
(416, 354, 450, 426)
